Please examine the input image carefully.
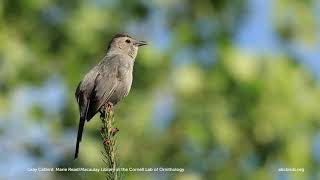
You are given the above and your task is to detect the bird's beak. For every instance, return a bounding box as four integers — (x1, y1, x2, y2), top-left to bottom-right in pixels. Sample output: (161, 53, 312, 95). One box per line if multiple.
(134, 40, 147, 47)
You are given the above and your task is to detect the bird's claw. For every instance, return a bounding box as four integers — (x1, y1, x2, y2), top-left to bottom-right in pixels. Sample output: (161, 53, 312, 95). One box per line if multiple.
(107, 102, 114, 112)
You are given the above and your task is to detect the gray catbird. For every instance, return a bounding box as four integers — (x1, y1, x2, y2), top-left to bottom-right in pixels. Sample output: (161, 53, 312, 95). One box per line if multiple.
(74, 34, 147, 159)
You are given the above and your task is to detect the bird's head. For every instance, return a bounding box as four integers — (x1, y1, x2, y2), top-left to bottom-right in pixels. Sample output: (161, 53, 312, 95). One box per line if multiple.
(107, 34, 147, 59)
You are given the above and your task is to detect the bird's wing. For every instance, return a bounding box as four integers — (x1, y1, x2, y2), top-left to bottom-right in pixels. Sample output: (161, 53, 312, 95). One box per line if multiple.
(85, 55, 120, 121)
(75, 66, 99, 120)
(75, 80, 82, 104)
(74, 69, 99, 159)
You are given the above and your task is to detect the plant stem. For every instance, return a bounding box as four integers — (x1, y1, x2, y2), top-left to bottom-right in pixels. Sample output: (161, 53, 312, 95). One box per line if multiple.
(100, 106, 119, 180)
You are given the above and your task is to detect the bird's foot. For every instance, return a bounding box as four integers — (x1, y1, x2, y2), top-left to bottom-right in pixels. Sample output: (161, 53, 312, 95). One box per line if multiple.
(107, 102, 114, 112)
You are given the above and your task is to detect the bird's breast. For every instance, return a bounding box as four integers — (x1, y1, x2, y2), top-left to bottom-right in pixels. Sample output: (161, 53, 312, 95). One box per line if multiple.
(115, 63, 133, 96)
(108, 72, 132, 104)
(117, 61, 133, 80)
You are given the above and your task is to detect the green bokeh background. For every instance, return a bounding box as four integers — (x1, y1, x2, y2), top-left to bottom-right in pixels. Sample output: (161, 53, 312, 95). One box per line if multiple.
(1, 0, 320, 179)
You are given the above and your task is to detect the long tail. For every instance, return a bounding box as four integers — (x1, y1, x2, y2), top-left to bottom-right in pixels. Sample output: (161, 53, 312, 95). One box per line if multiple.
(74, 117, 85, 159)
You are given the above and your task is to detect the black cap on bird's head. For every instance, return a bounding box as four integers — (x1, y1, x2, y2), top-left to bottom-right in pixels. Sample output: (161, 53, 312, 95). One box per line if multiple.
(111, 33, 133, 41)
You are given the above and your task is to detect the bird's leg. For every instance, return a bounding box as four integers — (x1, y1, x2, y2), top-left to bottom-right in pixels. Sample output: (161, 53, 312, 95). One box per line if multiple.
(107, 102, 114, 113)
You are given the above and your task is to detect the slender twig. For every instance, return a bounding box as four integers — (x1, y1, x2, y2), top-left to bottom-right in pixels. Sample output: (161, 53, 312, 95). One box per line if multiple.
(100, 105, 120, 180)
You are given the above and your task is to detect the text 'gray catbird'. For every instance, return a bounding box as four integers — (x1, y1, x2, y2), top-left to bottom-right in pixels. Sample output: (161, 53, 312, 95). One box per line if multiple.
(74, 34, 147, 159)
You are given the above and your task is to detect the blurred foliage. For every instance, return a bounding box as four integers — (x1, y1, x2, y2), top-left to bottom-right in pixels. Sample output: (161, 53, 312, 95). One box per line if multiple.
(0, 0, 320, 180)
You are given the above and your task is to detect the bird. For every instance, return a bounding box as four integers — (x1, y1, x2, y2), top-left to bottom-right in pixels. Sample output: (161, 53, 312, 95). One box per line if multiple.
(74, 34, 147, 159)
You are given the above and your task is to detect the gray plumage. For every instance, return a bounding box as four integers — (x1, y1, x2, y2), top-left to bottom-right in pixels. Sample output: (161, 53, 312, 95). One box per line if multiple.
(74, 34, 147, 159)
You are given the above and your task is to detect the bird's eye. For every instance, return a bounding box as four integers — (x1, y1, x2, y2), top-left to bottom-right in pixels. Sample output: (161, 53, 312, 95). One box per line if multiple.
(125, 39, 131, 43)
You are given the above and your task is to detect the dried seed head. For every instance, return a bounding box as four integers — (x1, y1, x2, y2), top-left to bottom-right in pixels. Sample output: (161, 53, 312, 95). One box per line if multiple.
(103, 139, 112, 145)
(111, 128, 119, 136)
